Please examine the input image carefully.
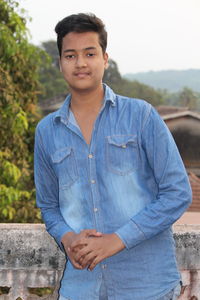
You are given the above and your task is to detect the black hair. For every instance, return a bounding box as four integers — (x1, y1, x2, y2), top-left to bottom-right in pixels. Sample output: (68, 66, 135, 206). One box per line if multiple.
(55, 13, 107, 57)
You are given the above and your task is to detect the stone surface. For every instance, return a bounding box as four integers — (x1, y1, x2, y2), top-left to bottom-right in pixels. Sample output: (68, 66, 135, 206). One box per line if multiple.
(0, 223, 199, 299)
(0, 224, 65, 270)
(174, 225, 200, 270)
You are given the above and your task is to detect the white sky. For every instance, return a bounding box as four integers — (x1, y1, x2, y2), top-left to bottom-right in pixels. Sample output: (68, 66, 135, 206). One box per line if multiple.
(20, 0, 200, 74)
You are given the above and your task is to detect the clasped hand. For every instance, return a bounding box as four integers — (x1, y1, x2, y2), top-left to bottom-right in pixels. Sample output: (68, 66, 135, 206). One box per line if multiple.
(61, 229, 125, 271)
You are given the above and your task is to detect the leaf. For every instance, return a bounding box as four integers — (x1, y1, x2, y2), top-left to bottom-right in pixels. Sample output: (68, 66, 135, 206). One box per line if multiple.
(0, 0, 43, 223)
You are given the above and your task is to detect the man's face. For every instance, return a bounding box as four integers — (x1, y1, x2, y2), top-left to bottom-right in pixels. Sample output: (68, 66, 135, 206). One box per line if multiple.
(59, 31, 108, 93)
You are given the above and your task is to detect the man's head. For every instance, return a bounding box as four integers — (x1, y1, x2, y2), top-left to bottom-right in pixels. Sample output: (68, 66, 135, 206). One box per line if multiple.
(55, 13, 107, 57)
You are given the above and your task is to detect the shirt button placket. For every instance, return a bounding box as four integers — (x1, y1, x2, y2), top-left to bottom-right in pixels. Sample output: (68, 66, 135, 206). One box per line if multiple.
(88, 149, 101, 231)
(101, 264, 107, 269)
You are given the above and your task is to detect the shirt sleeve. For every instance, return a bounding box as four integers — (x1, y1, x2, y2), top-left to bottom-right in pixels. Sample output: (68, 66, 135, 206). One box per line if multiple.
(34, 124, 73, 251)
(115, 105, 192, 249)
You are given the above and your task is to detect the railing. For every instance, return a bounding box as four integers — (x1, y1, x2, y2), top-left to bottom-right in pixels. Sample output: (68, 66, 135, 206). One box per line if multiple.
(0, 224, 200, 300)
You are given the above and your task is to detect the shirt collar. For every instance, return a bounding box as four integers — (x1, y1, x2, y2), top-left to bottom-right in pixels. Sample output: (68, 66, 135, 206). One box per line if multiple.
(53, 83, 116, 124)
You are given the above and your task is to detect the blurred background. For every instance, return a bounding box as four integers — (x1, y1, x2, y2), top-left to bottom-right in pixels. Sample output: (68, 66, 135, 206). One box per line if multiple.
(0, 0, 200, 224)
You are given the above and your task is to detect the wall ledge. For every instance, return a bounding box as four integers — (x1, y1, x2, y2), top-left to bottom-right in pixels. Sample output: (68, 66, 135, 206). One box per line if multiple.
(0, 224, 199, 299)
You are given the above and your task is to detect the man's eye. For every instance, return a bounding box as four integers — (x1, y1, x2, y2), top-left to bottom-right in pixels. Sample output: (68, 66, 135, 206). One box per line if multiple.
(87, 53, 95, 57)
(65, 55, 75, 59)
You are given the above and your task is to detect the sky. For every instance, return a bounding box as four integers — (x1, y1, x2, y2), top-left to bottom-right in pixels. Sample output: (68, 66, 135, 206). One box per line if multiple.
(20, 0, 200, 75)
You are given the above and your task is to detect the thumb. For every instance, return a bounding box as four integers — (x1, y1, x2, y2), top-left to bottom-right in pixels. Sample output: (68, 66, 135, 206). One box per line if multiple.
(82, 229, 102, 237)
(93, 231, 102, 237)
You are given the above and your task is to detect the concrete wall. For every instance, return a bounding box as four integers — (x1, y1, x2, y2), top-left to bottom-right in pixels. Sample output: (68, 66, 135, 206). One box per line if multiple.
(0, 224, 200, 300)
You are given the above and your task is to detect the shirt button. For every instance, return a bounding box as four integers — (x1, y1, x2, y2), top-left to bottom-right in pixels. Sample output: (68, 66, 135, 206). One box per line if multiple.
(94, 207, 98, 212)
(122, 145, 127, 148)
(91, 179, 96, 184)
(88, 154, 93, 158)
(101, 264, 107, 269)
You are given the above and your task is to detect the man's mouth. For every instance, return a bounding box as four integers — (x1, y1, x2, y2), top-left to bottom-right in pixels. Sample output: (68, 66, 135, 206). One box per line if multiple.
(74, 72, 90, 78)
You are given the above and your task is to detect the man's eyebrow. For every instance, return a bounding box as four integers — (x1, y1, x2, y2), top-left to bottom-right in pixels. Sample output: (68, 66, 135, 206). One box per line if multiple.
(63, 49, 75, 53)
(84, 47, 97, 50)
(63, 46, 97, 53)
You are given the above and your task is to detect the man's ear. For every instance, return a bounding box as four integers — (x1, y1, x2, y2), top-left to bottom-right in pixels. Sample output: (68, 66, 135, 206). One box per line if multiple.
(104, 52, 109, 69)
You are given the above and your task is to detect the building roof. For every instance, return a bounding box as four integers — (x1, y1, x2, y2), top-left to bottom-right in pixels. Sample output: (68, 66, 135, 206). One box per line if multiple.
(188, 172, 200, 212)
(162, 111, 200, 121)
(39, 94, 66, 114)
(156, 105, 200, 121)
(156, 105, 188, 116)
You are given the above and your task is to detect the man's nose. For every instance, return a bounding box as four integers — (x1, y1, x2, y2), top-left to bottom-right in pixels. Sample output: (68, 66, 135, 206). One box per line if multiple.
(76, 55, 87, 68)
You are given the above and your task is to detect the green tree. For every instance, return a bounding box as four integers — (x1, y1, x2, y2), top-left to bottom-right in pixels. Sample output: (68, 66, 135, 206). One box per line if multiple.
(119, 79, 164, 106)
(41, 40, 60, 68)
(0, 0, 43, 222)
(103, 58, 122, 86)
(178, 87, 199, 110)
(38, 40, 69, 103)
(103, 59, 163, 106)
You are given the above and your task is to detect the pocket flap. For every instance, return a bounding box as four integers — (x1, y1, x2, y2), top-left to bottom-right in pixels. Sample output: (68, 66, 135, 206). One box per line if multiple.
(51, 147, 72, 163)
(107, 135, 137, 147)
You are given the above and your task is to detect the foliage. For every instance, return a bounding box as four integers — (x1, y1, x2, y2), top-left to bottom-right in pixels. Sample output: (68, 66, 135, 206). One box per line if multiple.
(124, 70, 200, 110)
(103, 59, 164, 106)
(38, 40, 200, 111)
(103, 59, 122, 85)
(38, 40, 69, 102)
(1, 0, 197, 224)
(41, 40, 60, 68)
(160, 87, 200, 111)
(0, 0, 43, 222)
(38, 41, 163, 107)
(124, 69, 200, 93)
(178, 87, 200, 110)
(28, 287, 54, 297)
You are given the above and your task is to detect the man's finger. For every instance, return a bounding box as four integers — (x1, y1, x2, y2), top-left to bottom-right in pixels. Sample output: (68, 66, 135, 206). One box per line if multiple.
(81, 229, 102, 237)
(69, 257, 84, 269)
(71, 238, 88, 249)
(88, 256, 100, 271)
(68, 252, 85, 269)
(80, 251, 97, 268)
(73, 246, 90, 261)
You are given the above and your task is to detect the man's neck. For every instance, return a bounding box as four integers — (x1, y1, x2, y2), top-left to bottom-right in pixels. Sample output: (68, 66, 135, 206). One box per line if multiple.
(70, 84, 104, 114)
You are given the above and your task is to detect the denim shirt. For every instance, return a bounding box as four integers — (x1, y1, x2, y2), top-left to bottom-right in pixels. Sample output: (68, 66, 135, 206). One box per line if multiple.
(34, 84, 192, 300)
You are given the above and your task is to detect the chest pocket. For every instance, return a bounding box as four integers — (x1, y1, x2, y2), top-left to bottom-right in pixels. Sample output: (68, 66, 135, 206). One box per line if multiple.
(106, 135, 139, 175)
(51, 147, 79, 189)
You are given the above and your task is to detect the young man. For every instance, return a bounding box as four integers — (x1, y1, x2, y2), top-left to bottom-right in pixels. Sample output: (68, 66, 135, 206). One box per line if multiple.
(34, 13, 192, 300)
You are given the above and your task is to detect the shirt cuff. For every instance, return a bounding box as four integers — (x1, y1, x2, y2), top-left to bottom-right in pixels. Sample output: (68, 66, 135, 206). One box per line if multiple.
(49, 222, 73, 252)
(115, 219, 146, 249)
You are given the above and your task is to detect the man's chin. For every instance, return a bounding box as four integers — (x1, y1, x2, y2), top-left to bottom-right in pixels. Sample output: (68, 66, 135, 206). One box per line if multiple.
(69, 82, 102, 94)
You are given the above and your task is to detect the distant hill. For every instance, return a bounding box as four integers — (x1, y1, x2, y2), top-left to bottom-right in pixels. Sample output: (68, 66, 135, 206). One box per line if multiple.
(123, 69, 200, 92)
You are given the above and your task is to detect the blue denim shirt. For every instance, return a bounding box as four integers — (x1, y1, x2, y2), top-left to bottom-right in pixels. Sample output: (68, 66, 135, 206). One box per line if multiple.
(34, 84, 192, 300)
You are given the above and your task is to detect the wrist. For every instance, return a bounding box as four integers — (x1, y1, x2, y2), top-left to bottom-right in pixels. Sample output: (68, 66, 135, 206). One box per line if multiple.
(112, 233, 125, 251)
(61, 231, 75, 249)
